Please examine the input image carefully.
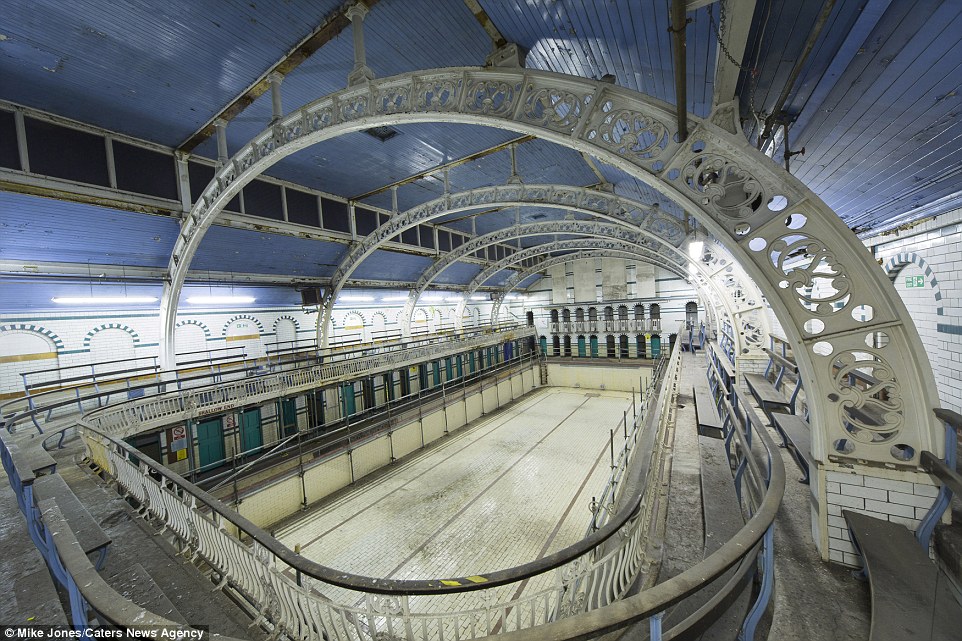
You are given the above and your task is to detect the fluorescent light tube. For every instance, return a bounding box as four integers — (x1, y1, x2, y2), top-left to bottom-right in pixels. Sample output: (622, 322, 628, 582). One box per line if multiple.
(380, 295, 410, 302)
(186, 296, 255, 304)
(338, 295, 375, 302)
(52, 296, 158, 304)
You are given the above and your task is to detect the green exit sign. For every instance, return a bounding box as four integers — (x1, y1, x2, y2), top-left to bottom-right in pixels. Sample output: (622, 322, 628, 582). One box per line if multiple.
(905, 275, 925, 288)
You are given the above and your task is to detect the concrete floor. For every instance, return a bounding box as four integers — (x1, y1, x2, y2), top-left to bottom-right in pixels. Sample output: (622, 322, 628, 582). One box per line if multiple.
(275, 386, 635, 616)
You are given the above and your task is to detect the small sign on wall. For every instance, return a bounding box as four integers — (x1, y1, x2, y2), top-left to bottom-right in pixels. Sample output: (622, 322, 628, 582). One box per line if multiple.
(905, 275, 925, 288)
(167, 424, 189, 464)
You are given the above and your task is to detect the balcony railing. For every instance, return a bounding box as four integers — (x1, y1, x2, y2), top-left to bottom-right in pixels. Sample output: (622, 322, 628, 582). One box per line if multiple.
(547, 319, 662, 334)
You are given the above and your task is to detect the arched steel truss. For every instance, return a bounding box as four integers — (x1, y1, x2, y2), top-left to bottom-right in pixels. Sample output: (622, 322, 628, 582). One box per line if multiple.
(452, 239, 688, 329)
(481, 247, 724, 335)
(389, 226, 737, 346)
(444, 233, 759, 348)
(317, 183, 687, 345)
(477, 248, 720, 334)
(316, 184, 765, 357)
(161, 66, 939, 470)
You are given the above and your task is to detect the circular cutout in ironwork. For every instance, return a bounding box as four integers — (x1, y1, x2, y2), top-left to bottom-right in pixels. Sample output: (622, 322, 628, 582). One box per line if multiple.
(852, 305, 874, 322)
(833, 439, 855, 455)
(768, 195, 788, 212)
(865, 331, 889, 348)
(812, 341, 834, 356)
(890, 443, 915, 462)
(786, 213, 807, 230)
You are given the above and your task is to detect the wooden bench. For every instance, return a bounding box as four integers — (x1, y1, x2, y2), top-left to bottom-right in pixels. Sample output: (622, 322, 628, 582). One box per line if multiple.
(705, 340, 736, 399)
(771, 414, 812, 484)
(32, 474, 111, 570)
(694, 385, 724, 439)
(843, 510, 962, 640)
(5, 438, 58, 479)
(744, 347, 801, 423)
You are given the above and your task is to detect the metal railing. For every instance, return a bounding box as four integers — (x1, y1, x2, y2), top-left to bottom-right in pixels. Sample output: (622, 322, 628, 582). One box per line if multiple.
(79, 327, 534, 439)
(2, 326, 529, 437)
(548, 319, 662, 335)
(490, 342, 786, 641)
(197, 353, 541, 492)
(588, 351, 669, 534)
(3, 321, 786, 640)
(73, 332, 679, 641)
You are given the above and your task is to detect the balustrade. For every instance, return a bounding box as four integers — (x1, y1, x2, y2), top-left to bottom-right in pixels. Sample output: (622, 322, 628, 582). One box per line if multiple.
(548, 319, 658, 335)
(81, 332, 680, 641)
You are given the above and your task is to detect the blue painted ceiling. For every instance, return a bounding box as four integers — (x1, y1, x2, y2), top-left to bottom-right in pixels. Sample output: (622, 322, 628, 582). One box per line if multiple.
(1, 0, 961, 297)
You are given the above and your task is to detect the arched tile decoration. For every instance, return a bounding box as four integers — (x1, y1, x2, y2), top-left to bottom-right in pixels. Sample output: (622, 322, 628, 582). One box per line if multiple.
(0, 324, 65, 351)
(883, 253, 944, 316)
(82, 323, 141, 350)
(341, 310, 366, 325)
(174, 319, 212, 339)
(272, 315, 301, 333)
(159, 67, 940, 471)
(221, 314, 265, 337)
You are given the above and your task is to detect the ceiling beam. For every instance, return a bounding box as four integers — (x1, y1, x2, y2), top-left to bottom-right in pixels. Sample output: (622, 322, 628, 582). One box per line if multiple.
(711, 0, 757, 110)
(177, 0, 380, 154)
(670, 0, 690, 141)
(463, 0, 507, 49)
(350, 135, 535, 202)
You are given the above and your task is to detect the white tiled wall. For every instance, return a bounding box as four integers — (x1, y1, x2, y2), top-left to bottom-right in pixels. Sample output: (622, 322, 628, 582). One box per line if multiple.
(865, 207, 962, 413)
(0, 330, 60, 392)
(0, 301, 505, 397)
(824, 468, 940, 566)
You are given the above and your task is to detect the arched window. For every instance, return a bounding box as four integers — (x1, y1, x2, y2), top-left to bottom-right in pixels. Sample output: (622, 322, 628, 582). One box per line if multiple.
(562, 308, 571, 323)
(563, 335, 572, 356)
(619, 335, 629, 358)
(650, 304, 661, 332)
(575, 308, 585, 322)
(634, 304, 645, 319)
(685, 301, 698, 328)
(552, 335, 561, 356)
(606, 335, 616, 358)
(604, 306, 614, 321)
(588, 307, 598, 322)
(617, 305, 628, 320)
(550, 309, 560, 323)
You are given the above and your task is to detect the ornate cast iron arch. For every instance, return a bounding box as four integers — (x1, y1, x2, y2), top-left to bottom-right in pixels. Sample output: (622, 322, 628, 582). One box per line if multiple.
(325, 182, 686, 300)
(316, 184, 763, 358)
(394, 221, 739, 352)
(448, 238, 722, 332)
(484, 250, 725, 336)
(163, 66, 938, 469)
(317, 184, 688, 351)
